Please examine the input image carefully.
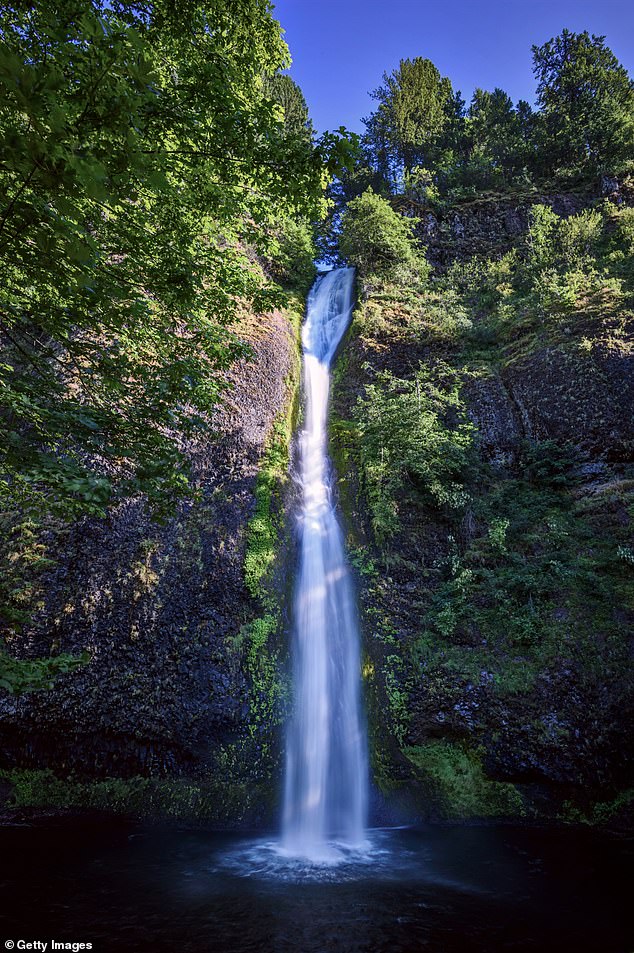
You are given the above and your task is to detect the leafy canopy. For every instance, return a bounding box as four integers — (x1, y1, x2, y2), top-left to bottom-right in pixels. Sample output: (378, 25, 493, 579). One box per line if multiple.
(0, 1, 361, 687)
(0, 0, 342, 522)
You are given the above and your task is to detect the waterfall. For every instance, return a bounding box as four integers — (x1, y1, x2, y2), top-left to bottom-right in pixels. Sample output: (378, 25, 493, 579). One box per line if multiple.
(282, 267, 368, 861)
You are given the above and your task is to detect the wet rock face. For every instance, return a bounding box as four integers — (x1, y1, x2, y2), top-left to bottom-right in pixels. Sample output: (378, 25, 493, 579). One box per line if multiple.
(405, 666, 634, 792)
(466, 376, 522, 467)
(0, 311, 295, 779)
(503, 341, 634, 460)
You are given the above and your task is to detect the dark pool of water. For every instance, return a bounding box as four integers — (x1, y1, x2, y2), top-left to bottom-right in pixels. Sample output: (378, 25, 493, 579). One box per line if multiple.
(0, 821, 631, 952)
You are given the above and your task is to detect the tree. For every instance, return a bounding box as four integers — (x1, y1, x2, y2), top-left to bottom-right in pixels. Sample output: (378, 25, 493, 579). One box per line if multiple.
(263, 73, 312, 137)
(339, 189, 428, 282)
(366, 57, 453, 180)
(435, 89, 470, 163)
(466, 88, 535, 183)
(0, 0, 363, 679)
(532, 29, 634, 176)
(0, 0, 335, 525)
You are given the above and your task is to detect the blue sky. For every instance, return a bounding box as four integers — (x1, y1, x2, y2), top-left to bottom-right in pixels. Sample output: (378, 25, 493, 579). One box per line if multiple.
(271, 0, 634, 134)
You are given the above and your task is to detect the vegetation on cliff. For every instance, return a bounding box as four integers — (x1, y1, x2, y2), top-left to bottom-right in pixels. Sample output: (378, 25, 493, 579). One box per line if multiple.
(333, 31, 633, 823)
(335, 196, 633, 822)
(0, 1, 355, 694)
(1, 6, 632, 828)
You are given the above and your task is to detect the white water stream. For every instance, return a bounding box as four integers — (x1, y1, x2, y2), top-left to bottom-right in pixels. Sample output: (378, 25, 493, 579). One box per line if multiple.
(281, 267, 368, 862)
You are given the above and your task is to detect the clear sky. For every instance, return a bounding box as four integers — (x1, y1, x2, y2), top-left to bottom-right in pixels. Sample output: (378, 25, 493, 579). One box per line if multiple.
(271, 0, 634, 134)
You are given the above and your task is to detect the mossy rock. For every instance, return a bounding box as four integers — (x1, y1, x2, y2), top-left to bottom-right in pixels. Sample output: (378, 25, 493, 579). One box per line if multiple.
(402, 741, 525, 819)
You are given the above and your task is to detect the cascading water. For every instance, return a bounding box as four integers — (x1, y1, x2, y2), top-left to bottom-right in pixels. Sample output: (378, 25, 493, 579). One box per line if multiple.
(282, 267, 368, 862)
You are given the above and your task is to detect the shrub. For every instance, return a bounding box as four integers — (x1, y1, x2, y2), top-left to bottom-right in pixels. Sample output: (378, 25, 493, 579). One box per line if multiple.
(339, 188, 429, 283)
(268, 217, 316, 294)
(525, 205, 604, 306)
(354, 362, 476, 539)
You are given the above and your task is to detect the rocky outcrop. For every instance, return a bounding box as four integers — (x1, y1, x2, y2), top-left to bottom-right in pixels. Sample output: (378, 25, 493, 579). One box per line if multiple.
(466, 338, 634, 467)
(465, 375, 522, 466)
(503, 343, 634, 459)
(0, 310, 297, 795)
(396, 191, 593, 266)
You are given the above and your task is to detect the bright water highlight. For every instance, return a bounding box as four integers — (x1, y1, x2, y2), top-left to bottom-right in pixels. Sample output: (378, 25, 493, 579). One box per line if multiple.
(282, 267, 368, 861)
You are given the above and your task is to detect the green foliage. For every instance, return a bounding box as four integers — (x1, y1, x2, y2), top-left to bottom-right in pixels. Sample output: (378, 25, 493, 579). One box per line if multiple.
(245, 614, 277, 667)
(339, 188, 429, 282)
(0, 0, 351, 527)
(0, 514, 54, 627)
(368, 57, 453, 177)
(526, 204, 603, 291)
(354, 29, 633, 197)
(403, 741, 524, 818)
(0, 3, 358, 688)
(383, 653, 411, 745)
(0, 3, 280, 518)
(442, 201, 629, 323)
(467, 88, 534, 181)
(332, 191, 634, 822)
(244, 413, 292, 599)
(414, 437, 633, 713)
(263, 73, 312, 137)
(521, 440, 579, 487)
(0, 768, 267, 823)
(613, 206, 634, 255)
(354, 363, 475, 539)
(266, 217, 317, 294)
(424, 90, 536, 198)
(527, 202, 625, 311)
(532, 29, 634, 176)
(589, 788, 634, 826)
(402, 166, 440, 204)
(239, 612, 286, 742)
(0, 649, 88, 695)
(487, 516, 510, 553)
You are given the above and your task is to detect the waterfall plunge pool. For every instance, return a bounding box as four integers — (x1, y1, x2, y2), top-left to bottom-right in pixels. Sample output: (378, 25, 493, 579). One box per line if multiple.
(0, 820, 631, 952)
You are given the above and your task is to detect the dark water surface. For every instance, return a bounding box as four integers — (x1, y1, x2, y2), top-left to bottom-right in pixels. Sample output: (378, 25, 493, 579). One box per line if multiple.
(0, 822, 631, 952)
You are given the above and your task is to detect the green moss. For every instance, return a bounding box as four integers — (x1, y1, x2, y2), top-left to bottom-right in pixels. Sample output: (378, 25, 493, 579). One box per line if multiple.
(240, 613, 288, 743)
(244, 305, 301, 601)
(559, 788, 634, 827)
(403, 741, 525, 819)
(243, 417, 292, 600)
(590, 789, 634, 825)
(240, 304, 302, 767)
(0, 768, 272, 823)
